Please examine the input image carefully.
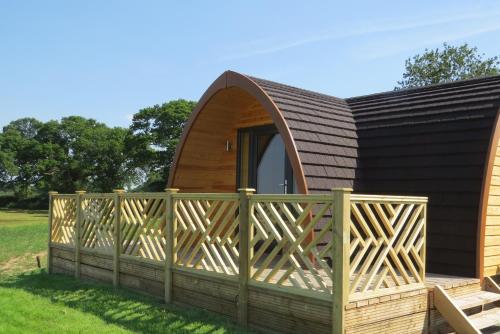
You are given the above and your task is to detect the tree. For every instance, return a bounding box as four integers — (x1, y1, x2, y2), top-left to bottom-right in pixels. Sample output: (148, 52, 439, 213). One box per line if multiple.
(0, 99, 196, 205)
(128, 99, 196, 191)
(0, 116, 140, 199)
(396, 43, 500, 89)
(53, 116, 138, 193)
(0, 118, 46, 198)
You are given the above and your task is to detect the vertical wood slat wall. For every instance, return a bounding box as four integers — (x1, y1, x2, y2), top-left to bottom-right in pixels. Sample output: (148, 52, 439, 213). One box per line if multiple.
(47, 189, 427, 333)
(484, 144, 500, 277)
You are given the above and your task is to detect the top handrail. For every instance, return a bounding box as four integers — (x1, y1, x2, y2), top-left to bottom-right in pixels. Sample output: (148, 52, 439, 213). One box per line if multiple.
(51, 191, 428, 203)
(51, 193, 76, 198)
(351, 194, 428, 203)
(250, 194, 330, 201)
(172, 193, 239, 200)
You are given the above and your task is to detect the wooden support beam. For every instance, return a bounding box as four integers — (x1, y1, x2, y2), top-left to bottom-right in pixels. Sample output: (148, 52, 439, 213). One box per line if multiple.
(238, 188, 255, 327)
(433, 285, 480, 334)
(164, 188, 179, 304)
(47, 191, 58, 274)
(421, 204, 427, 280)
(484, 276, 500, 293)
(332, 188, 352, 334)
(113, 189, 125, 287)
(75, 190, 86, 279)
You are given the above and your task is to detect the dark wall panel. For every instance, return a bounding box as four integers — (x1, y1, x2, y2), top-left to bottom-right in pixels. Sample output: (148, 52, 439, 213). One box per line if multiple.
(347, 76, 500, 276)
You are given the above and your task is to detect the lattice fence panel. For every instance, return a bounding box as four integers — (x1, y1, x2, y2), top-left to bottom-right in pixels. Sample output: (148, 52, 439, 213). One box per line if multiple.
(173, 195, 240, 275)
(80, 195, 115, 254)
(51, 195, 77, 245)
(249, 195, 333, 293)
(121, 195, 166, 261)
(349, 198, 426, 296)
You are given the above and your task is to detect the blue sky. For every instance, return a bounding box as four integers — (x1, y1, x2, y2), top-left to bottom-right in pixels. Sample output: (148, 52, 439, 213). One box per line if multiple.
(1, 0, 500, 128)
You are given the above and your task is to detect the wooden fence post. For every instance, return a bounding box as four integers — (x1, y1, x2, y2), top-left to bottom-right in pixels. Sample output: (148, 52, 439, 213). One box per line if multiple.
(113, 189, 125, 287)
(164, 188, 179, 304)
(238, 188, 255, 327)
(75, 190, 86, 279)
(47, 191, 58, 274)
(332, 188, 352, 334)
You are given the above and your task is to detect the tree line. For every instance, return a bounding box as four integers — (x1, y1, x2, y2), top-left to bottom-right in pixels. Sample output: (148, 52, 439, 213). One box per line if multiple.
(0, 100, 196, 208)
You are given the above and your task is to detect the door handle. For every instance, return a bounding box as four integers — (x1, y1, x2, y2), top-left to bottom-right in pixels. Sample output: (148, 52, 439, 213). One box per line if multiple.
(279, 179, 288, 194)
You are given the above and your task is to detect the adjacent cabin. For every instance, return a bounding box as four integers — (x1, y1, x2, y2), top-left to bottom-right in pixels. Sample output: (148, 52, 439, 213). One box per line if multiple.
(169, 71, 500, 280)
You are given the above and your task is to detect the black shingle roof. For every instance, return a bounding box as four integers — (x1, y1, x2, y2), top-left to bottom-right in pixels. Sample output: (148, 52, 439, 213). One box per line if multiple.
(249, 74, 500, 276)
(250, 76, 359, 192)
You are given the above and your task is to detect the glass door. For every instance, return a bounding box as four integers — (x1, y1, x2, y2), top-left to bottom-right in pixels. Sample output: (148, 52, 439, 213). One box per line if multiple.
(237, 125, 294, 194)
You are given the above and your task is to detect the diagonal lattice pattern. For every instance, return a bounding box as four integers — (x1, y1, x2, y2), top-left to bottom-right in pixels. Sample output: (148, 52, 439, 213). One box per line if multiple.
(80, 195, 115, 253)
(51, 195, 77, 245)
(173, 195, 240, 275)
(349, 199, 426, 295)
(49, 192, 427, 299)
(249, 195, 334, 293)
(121, 195, 166, 261)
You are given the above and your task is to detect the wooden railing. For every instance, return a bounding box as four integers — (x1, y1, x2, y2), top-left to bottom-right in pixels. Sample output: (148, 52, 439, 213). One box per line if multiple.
(80, 193, 115, 254)
(48, 188, 427, 332)
(349, 194, 427, 300)
(50, 194, 77, 246)
(120, 192, 167, 261)
(249, 194, 334, 294)
(172, 193, 241, 276)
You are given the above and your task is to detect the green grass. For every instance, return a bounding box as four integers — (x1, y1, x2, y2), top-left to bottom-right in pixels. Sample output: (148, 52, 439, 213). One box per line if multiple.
(0, 272, 247, 334)
(0, 210, 251, 334)
(0, 209, 48, 263)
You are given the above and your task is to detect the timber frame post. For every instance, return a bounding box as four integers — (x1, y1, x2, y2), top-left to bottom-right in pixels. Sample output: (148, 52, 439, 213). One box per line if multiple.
(47, 191, 58, 274)
(164, 188, 179, 304)
(113, 189, 125, 287)
(237, 188, 255, 326)
(332, 188, 352, 334)
(74, 190, 86, 279)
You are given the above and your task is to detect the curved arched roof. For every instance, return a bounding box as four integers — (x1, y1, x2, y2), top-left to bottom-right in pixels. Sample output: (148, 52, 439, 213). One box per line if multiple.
(168, 70, 358, 193)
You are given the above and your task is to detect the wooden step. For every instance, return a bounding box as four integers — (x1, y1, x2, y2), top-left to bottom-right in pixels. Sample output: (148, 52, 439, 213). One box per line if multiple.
(453, 291, 500, 310)
(468, 307, 500, 330)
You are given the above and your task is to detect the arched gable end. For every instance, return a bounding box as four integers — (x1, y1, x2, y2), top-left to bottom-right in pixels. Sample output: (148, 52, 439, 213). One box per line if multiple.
(167, 71, 308, 194)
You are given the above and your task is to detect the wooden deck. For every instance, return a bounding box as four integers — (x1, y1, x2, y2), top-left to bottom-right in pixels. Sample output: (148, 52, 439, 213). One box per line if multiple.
(426, 273, 480, 290)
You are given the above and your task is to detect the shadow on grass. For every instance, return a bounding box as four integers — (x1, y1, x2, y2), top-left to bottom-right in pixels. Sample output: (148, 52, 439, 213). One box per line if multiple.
(0, 270, 252, 334)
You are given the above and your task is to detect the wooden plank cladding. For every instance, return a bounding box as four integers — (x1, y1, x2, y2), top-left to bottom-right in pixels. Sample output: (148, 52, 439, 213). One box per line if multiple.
(47, 190, 434, 333)
(482, 135, 500, 277)
(173, 270, 239, 318)
(170, 86, 273, 193)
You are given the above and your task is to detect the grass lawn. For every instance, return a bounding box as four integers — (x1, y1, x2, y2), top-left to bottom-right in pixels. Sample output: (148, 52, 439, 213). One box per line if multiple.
(0, 209, 251, 334)
(0, 209, 48, 264)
